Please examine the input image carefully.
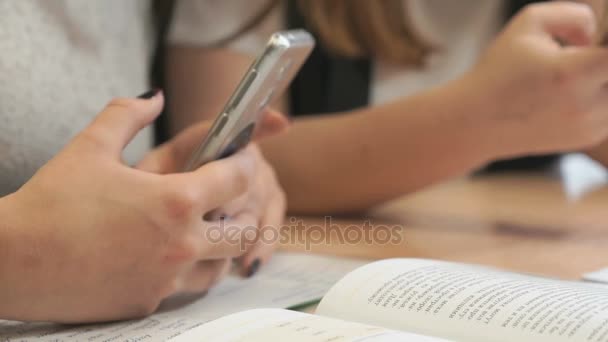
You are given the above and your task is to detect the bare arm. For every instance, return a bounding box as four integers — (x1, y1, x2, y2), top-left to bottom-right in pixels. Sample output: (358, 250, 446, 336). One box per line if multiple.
(0, 194, 30, 320)
(166, 47, 498, 214)
(166, 3, 608, 214)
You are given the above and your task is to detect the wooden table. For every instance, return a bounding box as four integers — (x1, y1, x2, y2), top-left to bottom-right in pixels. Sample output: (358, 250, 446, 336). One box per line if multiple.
(281, 157, 608, 280)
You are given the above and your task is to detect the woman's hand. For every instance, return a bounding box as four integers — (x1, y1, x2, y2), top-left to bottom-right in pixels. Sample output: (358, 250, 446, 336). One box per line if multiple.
(137, 109, 288, 277)
(461, 1, 608, 158)
(0, 92, 286, 323)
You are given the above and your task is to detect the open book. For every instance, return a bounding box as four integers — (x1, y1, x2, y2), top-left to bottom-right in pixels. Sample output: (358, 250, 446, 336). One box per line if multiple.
(174, 258, 608, 342)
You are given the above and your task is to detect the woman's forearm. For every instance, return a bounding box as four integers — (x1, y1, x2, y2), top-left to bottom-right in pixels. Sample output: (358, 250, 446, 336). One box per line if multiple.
(168, 7, 608, 214)
(166, 48, 500, 214)
(0, 193, 50, 321)
(260, 76, 499, 214)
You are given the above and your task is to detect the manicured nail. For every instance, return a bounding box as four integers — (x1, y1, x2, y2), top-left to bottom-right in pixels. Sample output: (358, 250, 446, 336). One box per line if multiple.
(247, 258, 261, 278)
(137, 89, 160, 99)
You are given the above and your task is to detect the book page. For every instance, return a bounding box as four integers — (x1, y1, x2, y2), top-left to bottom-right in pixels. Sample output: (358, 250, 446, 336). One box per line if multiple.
(0, 252, 366, 342)
(317, 259, 608, 342)
(172, 308, 451, 341)
(583, 267, 608, 286)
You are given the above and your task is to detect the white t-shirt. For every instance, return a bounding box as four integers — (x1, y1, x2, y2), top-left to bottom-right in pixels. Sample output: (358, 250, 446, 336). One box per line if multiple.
(0, 0, 153, 194)
(0, 0, 246, 195)
(169, 0, 506, 106)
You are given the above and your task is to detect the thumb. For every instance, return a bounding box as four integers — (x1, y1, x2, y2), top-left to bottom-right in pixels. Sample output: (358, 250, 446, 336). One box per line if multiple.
(518, 2, 597, 46)
(76, 90, 164, 157)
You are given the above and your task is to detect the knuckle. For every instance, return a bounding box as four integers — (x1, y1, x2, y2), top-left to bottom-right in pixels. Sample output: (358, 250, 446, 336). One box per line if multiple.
(175, 238, 198, 261)
(74, 129, 108, 151)
(161, 188, 198, 222)
(517, 3, 543, 23)
(202, 164, 223, 183)
(168, 236, 200, 262)
(520, 3, 545, 19)
(231, 165, 251, 194)
(550, 62, 578, 91)
(208, 163, 250, 192)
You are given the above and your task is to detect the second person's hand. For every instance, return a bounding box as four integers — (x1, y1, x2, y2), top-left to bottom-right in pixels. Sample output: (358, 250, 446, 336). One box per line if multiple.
(458, 1, 608, 159)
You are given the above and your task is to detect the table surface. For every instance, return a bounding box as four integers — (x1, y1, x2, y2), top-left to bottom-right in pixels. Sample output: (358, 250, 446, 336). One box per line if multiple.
(281, 155, 608, 280)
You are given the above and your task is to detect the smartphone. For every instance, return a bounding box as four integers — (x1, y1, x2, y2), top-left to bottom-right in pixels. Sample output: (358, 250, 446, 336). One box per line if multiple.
(183, 30, 315, 171)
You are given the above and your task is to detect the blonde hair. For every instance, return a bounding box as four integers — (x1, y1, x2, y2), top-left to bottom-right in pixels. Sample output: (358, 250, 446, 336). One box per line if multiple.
(219, 0, 433, 67)
(296, 0, 433, 66)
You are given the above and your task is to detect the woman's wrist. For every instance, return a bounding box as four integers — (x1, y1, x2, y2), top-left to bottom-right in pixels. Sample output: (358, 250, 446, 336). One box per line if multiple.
(420, 73, 509, 166)
(0, 193, 27, 320)
(0, 192, 51, 321)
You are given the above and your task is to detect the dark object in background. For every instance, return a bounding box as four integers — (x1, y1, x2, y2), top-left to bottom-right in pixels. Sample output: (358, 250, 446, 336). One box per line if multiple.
(151, 0, 176, 145)
(505, 0, 549, 18)
(286, 0, 371, 116)
(483, 155, 560, 173)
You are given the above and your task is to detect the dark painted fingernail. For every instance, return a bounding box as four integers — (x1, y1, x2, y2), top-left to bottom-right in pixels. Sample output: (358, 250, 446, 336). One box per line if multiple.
(137, 89, 160, 99)
(247, 258, 261, 278)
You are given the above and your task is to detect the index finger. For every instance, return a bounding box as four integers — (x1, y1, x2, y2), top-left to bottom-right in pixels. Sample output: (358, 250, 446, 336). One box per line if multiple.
(168, 146, 258, 211)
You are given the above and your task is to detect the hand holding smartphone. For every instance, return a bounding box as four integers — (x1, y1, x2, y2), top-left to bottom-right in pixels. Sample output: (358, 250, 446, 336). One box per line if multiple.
(183, 30, 315, 171)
